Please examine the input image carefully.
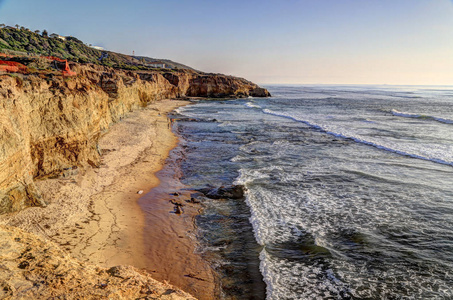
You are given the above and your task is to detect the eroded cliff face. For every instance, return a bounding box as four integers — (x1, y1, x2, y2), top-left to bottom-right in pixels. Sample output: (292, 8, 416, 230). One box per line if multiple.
(0, 225, 195, 299)
(0, 64, 270, 213)
(161, 70, 270, 98)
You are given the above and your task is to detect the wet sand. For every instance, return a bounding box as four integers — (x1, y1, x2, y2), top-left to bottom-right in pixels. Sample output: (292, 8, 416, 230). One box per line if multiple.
(139, 156, 219, 299)
(0, 99, 216, 299)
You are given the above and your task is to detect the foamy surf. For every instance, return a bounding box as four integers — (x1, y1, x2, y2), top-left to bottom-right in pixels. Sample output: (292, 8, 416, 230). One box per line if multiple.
(391, 109, 453, 124)
(263, 108, 453, 167)
(174, 85, 453, 299)
(245, 102, 262, 109)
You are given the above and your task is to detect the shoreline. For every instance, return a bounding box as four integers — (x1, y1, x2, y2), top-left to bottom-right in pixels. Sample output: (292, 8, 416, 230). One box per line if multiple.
(139, 145, 218, 299)
(0, 99, 215, 298)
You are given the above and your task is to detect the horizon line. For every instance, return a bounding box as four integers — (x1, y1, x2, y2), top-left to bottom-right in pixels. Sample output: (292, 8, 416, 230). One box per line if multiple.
(259, 83, 453, 87)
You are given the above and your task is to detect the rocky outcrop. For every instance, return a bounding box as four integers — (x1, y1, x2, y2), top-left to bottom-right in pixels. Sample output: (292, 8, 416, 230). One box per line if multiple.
(250, 86, 271, 97)
(0, 225, 195, 299)
(162, 71, 271, 98)
(0, 64, 270, 214)
(197, 185, 246, 200)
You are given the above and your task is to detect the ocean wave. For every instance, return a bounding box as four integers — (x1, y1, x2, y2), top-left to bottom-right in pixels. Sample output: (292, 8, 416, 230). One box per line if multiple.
(391, 109, 453, 124)
(245, 102, 262, 109)
(174, 107, 184, 114)
(231, 155, 247, 162)
(218, 121, 234, 127)
(234, 166, 283, 185)
(263, 109, 453, 167)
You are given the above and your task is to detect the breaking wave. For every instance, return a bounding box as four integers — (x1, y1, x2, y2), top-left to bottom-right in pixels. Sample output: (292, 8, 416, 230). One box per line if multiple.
(391, 109, 453, 124)
(263, 108, 453, 167)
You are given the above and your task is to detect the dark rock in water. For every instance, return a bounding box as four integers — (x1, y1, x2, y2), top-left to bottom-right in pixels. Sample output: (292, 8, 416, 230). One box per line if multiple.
(170, 192, 180, 196)
(186, 192, 206, 203)
(197, 185, 246, 200)
(177, 116, 218, 123)
(186, 197, 201, 204)
(183, 118, 199, 122)
(250, 87, 271, 97)
(190, 192, 205, 198)
(170, 199, 185, 214)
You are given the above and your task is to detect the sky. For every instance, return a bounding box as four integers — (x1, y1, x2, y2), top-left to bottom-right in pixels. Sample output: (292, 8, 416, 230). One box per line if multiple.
(0, 0, 452, 85)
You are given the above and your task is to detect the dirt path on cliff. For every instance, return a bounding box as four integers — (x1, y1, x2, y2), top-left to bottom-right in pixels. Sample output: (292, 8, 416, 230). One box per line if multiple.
(0, 99, 217, 299)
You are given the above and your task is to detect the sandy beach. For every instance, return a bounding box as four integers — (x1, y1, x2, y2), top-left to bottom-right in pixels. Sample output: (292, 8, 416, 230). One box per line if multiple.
(0, 99, 216, 299)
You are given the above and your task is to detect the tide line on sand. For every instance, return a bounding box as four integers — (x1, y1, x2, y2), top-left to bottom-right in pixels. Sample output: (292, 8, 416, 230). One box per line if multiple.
(0, 99, 215, 299)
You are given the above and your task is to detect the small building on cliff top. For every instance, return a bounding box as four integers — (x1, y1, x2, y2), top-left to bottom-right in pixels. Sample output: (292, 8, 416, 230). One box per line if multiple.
(146, 61, 166, 68)
(90, 45, 105, 51)
(49, 34, 66, 41)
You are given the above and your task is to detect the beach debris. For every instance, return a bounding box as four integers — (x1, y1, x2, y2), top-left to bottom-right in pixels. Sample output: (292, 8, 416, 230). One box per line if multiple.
(170, 192, 180, 196)
(137, 190, 144, 194)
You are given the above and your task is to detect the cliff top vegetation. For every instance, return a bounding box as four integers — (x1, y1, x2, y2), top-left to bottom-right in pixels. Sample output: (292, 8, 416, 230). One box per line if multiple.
(0, 25, 193, 71)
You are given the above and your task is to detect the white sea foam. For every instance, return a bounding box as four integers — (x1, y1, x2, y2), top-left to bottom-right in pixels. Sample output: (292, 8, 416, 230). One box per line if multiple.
(245, 101, 262, 109)
(179, 87, 453, 299)
(391, 109, 453, 124)
(241, 160, 453, 298)
(218, 121, 233, 127)
(272, 140, 292, 146)
(263, 108, 453, 167)
(391, 109, 421, 118)
(174, 106, 191, 116)
(259, 247, 351, 299)
(234, 166, 283, 186)
(230, 155, 246, 162)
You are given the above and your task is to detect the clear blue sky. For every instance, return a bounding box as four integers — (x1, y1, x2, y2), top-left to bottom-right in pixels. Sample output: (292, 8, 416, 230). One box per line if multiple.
(1, 0, 452, 85)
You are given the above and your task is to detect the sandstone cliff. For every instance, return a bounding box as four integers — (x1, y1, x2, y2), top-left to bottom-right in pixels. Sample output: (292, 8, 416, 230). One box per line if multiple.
(0, 225, 195, 299)
(0, 63, 270, 214)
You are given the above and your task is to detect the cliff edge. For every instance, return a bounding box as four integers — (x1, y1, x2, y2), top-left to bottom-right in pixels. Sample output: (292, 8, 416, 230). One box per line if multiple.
(0, 63, 270, 214)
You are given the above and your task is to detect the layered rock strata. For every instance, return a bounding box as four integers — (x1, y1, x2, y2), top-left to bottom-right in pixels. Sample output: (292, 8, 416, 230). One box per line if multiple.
(0, 64, 269, 214)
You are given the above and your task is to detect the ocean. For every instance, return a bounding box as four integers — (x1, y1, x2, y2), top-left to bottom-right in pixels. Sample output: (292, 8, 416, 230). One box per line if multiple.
(172, 85, 453, 299)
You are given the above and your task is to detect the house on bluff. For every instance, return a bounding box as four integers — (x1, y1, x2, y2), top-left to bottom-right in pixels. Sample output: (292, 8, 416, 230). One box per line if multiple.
(146, 61, 167, 68)
(49, 34, 66, 41)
